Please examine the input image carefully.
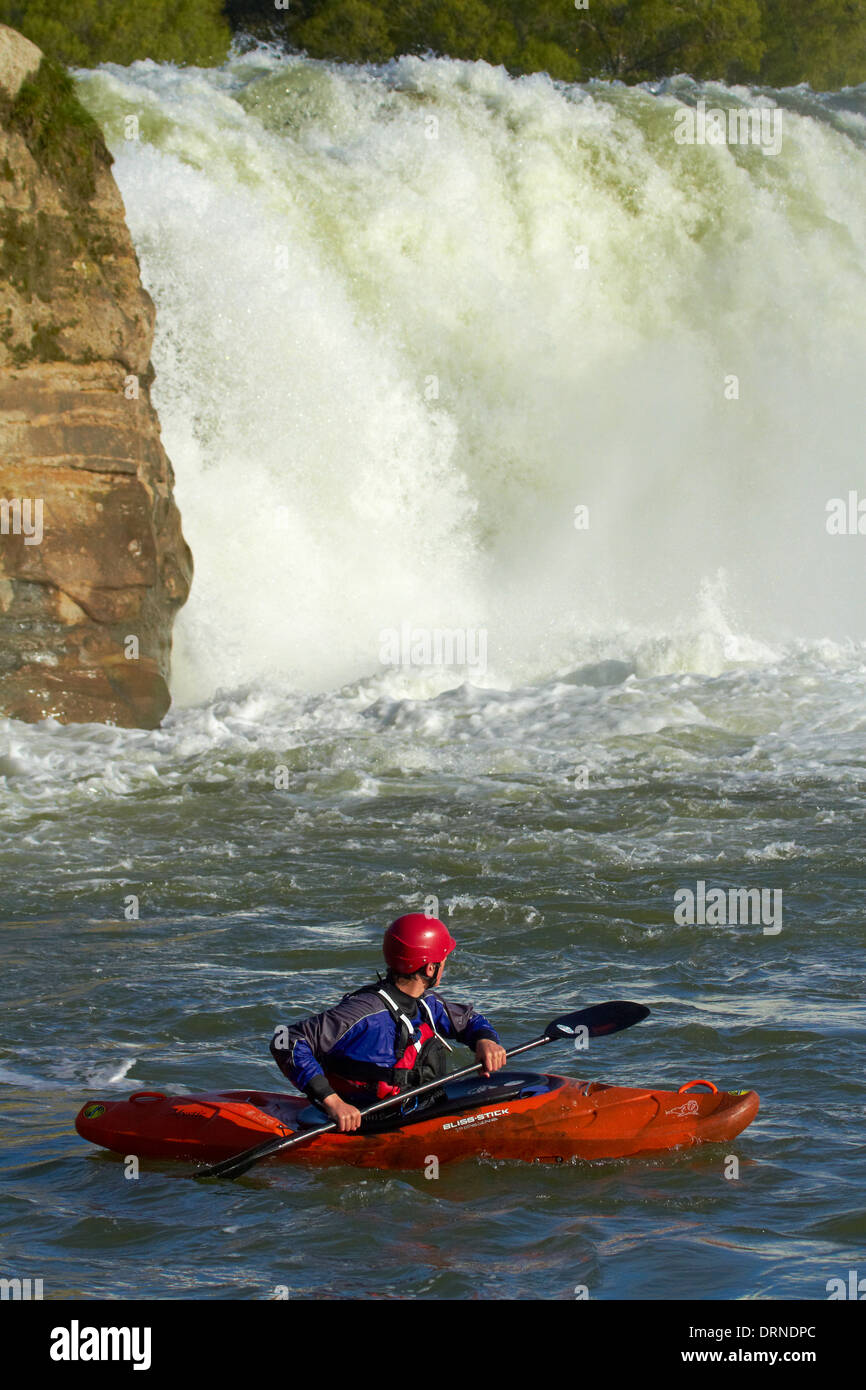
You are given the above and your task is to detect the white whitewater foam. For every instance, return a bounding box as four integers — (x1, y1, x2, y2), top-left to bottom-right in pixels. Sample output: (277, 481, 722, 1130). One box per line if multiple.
(43, 56, 866, 701)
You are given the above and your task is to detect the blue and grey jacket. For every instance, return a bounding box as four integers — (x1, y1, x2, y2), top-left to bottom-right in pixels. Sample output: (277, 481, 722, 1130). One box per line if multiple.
(271, 981, 500, 1104)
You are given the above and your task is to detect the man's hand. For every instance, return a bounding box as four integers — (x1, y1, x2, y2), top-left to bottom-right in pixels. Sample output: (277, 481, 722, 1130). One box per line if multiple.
(322, 1093, 363, 1133)
(475, 1038, 507, 1077)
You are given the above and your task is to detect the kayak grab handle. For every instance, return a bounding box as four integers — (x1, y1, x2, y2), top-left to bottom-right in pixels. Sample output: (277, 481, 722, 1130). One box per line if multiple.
(678, 1079, 718, 1094)
(129, 1091, 167, 1104)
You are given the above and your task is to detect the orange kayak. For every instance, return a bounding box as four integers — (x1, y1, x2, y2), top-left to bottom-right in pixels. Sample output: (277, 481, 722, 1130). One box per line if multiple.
(75, 1070, 759, 1169)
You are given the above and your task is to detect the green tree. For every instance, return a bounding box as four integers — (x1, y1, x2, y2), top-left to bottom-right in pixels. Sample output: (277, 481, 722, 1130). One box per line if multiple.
(569, 0, 765, 82)
(422, 0, 518, 65)
(296, 0, 394, 63)
(9, 0, 863, 88)
(517, 37, 579, 82)
(759, 0, 866, 88)
(0, 0, 231, 67)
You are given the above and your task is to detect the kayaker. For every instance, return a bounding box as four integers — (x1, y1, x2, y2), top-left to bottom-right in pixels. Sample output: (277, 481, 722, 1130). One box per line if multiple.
(271, 914, 507, 1132)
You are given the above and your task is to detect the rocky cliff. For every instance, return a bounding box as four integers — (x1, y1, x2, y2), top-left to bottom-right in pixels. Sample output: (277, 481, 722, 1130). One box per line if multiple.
(0, 24, 191, 729)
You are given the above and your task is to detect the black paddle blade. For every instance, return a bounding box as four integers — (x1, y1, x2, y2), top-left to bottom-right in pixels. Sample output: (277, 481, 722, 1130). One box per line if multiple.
(546, 1000, 649, 1041)
(195, 1134, 297, 1182)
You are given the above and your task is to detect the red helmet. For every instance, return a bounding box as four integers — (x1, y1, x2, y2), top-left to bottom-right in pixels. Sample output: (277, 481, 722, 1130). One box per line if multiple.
(383, 914, 456, 975)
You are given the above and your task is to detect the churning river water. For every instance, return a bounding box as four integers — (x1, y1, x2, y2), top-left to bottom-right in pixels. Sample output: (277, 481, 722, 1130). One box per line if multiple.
(1, 47, 865, 1300)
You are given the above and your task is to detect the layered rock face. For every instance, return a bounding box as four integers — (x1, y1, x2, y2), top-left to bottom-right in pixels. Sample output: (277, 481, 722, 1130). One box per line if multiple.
(0, 24, 191, 728)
